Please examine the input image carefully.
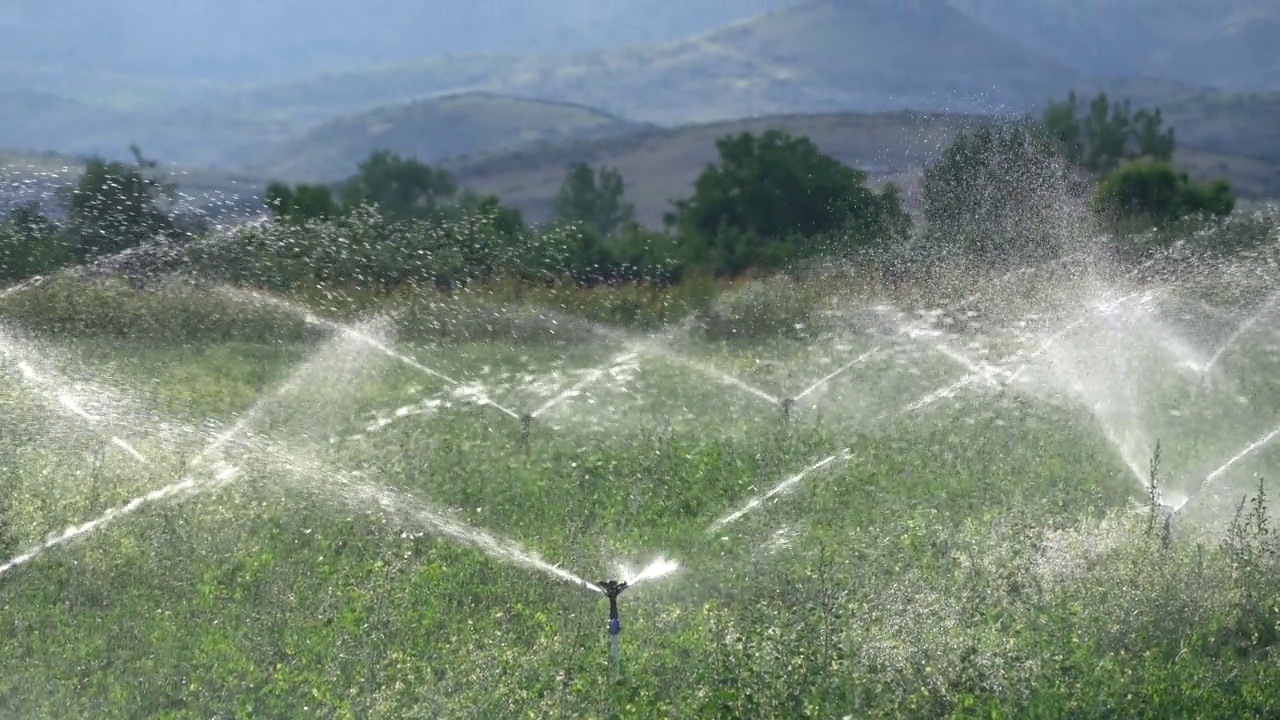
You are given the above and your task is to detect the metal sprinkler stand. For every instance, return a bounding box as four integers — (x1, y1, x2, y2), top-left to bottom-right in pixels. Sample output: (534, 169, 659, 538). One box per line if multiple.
(780, 397, 795, 421)
(519, 413, 533, 446)
(597, 579, 629, 678)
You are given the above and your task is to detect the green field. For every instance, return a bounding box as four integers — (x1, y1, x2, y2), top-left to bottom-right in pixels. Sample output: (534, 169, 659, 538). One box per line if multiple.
(1, 248, 1279, 717)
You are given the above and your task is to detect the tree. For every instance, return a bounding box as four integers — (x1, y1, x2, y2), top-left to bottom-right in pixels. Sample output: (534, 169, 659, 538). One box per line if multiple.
(1093, 158, 1234, 226)
(1042, 91, 1175, 174)
(921, 122, 1086, 262)
(64, 145, 176, 260)
(264, 181, 340, 223)
(338, 150, 456, 219)
(666, 129, 910, 275)
(0, 203, 68, 281)
(553, 162, 635, 238)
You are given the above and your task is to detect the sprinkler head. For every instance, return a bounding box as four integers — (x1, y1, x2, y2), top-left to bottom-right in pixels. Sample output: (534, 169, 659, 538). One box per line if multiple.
(598, 579, 629, 633)
(780, 397, 795, 419)
(519, 413, 533, 445)
(597, 579, 629, 599)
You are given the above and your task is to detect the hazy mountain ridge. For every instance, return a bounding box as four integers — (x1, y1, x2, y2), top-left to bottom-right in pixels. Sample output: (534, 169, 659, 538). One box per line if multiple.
(0, 0, 1275, 191)
(946, 0, 1280, 90)
(0, 0, 783, 84)
(240, 93, 652, 181)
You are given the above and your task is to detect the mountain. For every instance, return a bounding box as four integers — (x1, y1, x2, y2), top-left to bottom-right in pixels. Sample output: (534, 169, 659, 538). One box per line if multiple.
(0, 1, 781, 86)
(946, 0, 1280, 91)
(239, 93, 650, 181)
(440, 111, 1280, 227)
(204, 0, 1078, 127)
(4, 0, 1278, 174)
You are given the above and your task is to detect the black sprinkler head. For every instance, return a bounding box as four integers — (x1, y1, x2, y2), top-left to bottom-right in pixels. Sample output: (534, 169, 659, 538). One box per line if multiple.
(597, 579, 629, 598)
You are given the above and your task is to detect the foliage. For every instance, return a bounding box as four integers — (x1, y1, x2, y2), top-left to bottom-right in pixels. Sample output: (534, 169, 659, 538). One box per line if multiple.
(1042, 91, 1176, 174)
(264, 181, 341, 224)
(0, 203, 70, 281)
(62, 145, 180, 261)
(1094, 157, 1235, 227)
(920, 122, 1084, 263)
(337, 149, 458, 220)
(665, 129, 911, 276)
(553, 162, 635, 239)
(2, 232, 1280, 716)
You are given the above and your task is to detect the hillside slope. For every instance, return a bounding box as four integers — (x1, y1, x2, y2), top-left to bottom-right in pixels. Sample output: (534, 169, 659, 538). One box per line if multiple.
(239, 93, 651, 181)
(0, 0, 781, 85)
(947, 0, 1280, 91)
(209, 0, 1076, 127)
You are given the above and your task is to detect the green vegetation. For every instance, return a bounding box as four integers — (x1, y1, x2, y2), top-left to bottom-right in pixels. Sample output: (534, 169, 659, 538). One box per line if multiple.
(1042, 91, 1176, 174)
(554, 162, 635, 240)
(921, 122, 1079, 263)
(665, 130, 910, 276)
(3, 63, 1280, 715)
(922, 92, 1239, 263)
(1, 229, 1279, 715)
(253, 131, 913, 285)
(1094, 158, 1235, 228)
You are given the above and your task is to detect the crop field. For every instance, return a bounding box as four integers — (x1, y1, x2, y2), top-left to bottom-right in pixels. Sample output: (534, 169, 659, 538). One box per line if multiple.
(1, 246, 1279, 717)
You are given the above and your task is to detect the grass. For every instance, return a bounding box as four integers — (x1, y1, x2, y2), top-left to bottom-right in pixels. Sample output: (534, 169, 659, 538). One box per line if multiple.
(0, 256, 1278, 717)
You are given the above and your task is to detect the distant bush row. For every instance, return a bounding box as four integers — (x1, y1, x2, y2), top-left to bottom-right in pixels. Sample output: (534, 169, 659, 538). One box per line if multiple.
(0, 92, 1250, 292)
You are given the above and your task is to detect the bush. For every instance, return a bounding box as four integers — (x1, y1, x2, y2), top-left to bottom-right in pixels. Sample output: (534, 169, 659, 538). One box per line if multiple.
(1094, 157, 1235, 229)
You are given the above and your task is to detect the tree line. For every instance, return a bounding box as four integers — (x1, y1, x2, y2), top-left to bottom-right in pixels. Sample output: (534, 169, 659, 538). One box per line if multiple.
(0, 91, 1239, 289)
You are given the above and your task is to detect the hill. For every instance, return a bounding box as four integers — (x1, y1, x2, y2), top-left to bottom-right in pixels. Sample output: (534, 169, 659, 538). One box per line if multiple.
(239, 93, 652, 182)
(7, 0, 1278, 170)
(946, 0, 1280, 92)
(440, 111, 1280, 227)
(204, 0, 1076, 128)
(0, 1, 781, 86)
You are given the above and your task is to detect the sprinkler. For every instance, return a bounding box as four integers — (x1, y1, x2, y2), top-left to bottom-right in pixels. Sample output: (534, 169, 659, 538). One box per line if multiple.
(519, 412, 533, 446)
(597, 579, 630, 676)
(780, 397, 795, 421)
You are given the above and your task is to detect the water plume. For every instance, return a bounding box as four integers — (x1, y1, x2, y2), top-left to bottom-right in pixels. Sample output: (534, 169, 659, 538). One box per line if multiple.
(216, 286, 463, 387)
(0, 464, 240, 577)
(530, 348, 641, 418)
(1198, 289, 1280, 374)
(791, 346, 881, 403)
(0, 327, 376, 577)
(648, 348, 780, 406)
(617, 557, 679, 586)
(0, 333, 147, 463)
(709, 450, 851, 532)
(1189, 422, 1280, 507)
(341, 473, 601, 592)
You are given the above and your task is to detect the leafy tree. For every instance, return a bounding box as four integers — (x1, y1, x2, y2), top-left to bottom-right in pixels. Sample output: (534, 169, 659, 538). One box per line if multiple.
(921, 122, 1084, 262)
(0, 203, 68, 281)
(338, 150, 456, 220)
(64, 145, 176, 260)
(457, 189, 525, 239)
(1042, 91, 1175, 174)
(1094, 158, 1234, 226)
(553, 162, 635, 238)
(666, 129, 910, 275)
(264, 181, 340, 223)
